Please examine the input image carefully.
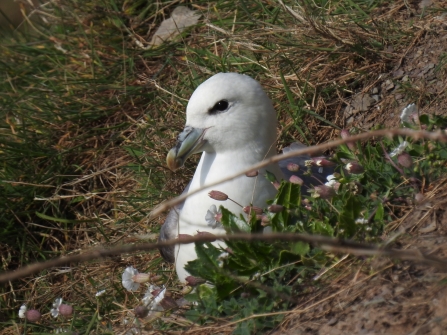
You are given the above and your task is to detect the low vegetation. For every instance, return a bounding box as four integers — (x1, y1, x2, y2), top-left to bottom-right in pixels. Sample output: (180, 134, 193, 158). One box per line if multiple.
(1, 0, 447, 334)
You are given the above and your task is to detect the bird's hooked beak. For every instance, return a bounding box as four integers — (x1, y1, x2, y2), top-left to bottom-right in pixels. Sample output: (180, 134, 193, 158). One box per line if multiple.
(166, 126, 207, 171)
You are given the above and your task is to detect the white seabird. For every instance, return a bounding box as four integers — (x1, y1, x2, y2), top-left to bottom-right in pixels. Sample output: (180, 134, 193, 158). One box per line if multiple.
(159, 73, 330, 282)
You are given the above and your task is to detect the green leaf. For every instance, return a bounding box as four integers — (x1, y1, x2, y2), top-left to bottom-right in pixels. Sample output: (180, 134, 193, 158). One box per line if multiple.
(419, 114, 430, 125)
(291, 241, 310, 255)
(270, 182, 302, 231)
(264, 170, 278, 183)
(311, 219, 335, 236)
(221, 207, 250, 232)
(185, 242, 221, 281)
(374, 202, 384, 222)
(338, 193, 361, 237)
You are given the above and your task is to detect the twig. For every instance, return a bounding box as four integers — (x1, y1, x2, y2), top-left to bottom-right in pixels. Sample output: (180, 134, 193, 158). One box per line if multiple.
(1, 231, 446, 283)
(150, 129, 447, 218)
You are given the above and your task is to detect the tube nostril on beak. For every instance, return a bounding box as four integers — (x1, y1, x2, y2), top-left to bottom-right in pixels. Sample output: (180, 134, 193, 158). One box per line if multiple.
(166, 148, 182, 171)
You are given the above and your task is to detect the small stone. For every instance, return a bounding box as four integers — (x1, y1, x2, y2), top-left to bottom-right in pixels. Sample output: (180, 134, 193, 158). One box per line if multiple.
(346, 116, 354, 125)
(385, 80, 394, 90)
(327, 317, 339, 326)
(351, 94, 375, 111)
(372, 87, 379, 94)
(393, 69, 404, 79)
(419, 0, 433, 9)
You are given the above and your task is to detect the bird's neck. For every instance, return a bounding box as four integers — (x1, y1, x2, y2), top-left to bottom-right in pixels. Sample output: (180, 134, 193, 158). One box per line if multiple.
(194, 142, 282, 186)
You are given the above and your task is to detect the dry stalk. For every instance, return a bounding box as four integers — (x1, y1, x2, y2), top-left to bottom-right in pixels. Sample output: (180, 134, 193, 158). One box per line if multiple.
(1, 230, 446, 283)
(150, 128, 447, 217)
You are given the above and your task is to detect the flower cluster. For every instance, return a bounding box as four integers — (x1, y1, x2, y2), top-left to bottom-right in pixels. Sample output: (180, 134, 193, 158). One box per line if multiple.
(205, 204, 222, 229)
(121, 266, 179, 321)
(18, 298, 73, 324)
(18, 305, 41, 322)
(122, 266, 151, 292)
(50, 298, 73, 318)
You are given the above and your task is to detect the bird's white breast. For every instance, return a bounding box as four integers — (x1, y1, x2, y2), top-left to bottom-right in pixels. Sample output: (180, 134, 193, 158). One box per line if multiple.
(175, 151, 282, 282)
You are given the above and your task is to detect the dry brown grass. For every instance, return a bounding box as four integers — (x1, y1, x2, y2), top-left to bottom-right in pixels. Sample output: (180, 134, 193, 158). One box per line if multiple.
(1, 0, 447, 333)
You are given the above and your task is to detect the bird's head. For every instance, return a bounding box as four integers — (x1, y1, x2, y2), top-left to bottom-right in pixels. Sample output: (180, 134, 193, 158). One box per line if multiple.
(167, 73, 277, 171)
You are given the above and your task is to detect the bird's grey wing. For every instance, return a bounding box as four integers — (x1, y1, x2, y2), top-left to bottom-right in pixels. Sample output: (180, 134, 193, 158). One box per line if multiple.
(158, 206, 180, 263)
(279, 142, 334, 191)
(158, 181, 190, 263)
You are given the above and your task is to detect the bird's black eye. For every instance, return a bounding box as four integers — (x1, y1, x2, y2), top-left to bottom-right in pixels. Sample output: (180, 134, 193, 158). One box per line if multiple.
(209, 100, 229, 114)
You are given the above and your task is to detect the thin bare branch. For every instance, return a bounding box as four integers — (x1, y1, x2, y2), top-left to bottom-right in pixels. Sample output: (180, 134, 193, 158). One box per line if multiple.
(150, 129, 447, 217)
(1, 231, 445, 283)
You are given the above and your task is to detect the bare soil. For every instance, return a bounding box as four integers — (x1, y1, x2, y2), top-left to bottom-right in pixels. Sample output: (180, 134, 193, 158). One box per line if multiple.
(277, 231, 447, 334)
(344, 11, 447, 130)
(276, 5, 447, 331)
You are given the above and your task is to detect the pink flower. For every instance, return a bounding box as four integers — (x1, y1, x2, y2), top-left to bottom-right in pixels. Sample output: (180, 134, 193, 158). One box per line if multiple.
(122, 266, 140, 292)
(397, 152, 413, 168)
(341, 129, 356, 150)
(50, 298, 73, 318)
(345, 162, 364, 174)
(208, 190, 229, 201)
(26, 309, 41, 322)
(289, 175, 303, 185)
(245, 170, 259, 177)
(309, 185, 336, 199)
(286, 163, 300, 172)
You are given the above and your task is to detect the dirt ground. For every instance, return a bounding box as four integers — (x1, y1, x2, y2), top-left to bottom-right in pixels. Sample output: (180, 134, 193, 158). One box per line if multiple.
(345, 15, 447, 130)
(276, 203, 447, 335)
(275, 9, 447, 334)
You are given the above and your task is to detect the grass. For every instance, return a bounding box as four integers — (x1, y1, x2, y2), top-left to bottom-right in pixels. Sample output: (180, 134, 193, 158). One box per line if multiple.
(1, 0, 447, 334)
